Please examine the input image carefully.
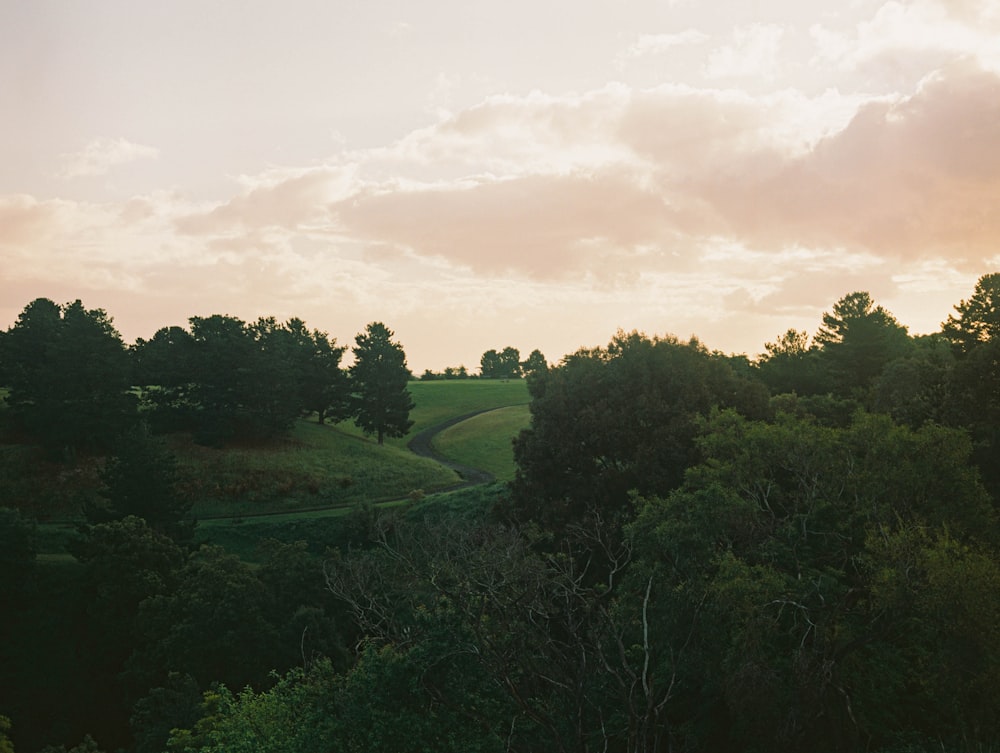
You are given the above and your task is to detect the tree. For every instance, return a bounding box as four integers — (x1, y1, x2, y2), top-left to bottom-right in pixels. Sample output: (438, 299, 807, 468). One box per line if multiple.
(510, 331, 769, 530)
(624, 408, 997, 752)
(84, 425, 194, 543)
(132, 326, 197, 433)
(69, 516, 185, 678)
(481, 347, 523, 379)
(941, 273, 1000, 355)
(289, 323, 350, 425)
(0, 716, 13, 753)
(521, 349, 548, 377)
(755, 328, 826, 396)
(0, 298, 136, 455)
(814, 291, 911, 397)
(128, 546, 279, 694)
(184, 314, 253, 445)
(349, 323, 414, 445)
(498, 346, 522, 378)
(479, 349, 501, 378)
(0, 507, 37, 606)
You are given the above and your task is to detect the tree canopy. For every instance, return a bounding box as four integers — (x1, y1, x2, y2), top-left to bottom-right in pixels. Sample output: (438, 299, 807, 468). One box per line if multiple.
(349, 322, 414, 445)
(0, 298, 136, 455)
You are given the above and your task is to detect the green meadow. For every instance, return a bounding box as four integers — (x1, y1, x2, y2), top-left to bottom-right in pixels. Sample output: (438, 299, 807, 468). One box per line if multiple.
(334, 378, 530, 444)
(9, 379, 532, 556)
(433, 404, 531, 481)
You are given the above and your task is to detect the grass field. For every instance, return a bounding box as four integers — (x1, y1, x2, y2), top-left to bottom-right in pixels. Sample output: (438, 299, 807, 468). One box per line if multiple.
(433, 404, 531, 481)
(15, 379, 534, 556)
(334, 379, 530, 446)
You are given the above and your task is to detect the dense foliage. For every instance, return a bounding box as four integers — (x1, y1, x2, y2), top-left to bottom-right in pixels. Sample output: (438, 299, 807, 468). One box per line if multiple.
(349, 322, 415, 445)
(3, 279, 1000, 752)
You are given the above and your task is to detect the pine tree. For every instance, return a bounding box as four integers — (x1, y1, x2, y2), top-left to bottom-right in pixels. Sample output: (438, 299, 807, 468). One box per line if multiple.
(349, 323, 414, 445)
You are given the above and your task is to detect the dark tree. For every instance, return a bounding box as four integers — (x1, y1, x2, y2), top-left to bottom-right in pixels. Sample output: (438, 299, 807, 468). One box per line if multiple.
(510, 331, 769, 530)
(0, 507, 37, 606)
(246, 316, 309, 437)
(0, 298, 135, 455)
(941, 272, 1000, 355)
(480, 346, 524, 379)
(290, 321, 350, 425)
(479, 348, 501, 378)
(84, 424, 194, 543)
(498, 346, 522, 378)
(814, 291, 911, 397)
(349, 322, 414, 445)
(132, 326, 197, 433)
(128, 546, 279, 693)
(521, 349, 548, 377)
(755, 328, 826, 395)
(185, 314, 253, 445)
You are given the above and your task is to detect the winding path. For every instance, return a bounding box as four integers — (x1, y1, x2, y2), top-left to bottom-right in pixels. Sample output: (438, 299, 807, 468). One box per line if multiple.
(406, 409, 497, 489)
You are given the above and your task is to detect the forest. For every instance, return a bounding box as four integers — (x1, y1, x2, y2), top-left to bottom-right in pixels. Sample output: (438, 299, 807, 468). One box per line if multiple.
(2, 274, 1000, 753)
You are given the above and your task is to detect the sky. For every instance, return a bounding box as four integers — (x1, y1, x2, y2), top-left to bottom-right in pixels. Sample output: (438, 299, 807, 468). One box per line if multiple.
(2, 0, 999, 372)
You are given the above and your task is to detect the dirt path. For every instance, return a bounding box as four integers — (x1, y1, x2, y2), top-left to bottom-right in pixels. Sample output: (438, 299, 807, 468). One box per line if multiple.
(406, 409, 497, 488)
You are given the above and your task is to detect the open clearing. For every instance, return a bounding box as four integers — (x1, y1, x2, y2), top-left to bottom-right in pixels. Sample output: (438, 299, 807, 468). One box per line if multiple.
(433, 404, 531, 481)
(14, 379, 533, 555)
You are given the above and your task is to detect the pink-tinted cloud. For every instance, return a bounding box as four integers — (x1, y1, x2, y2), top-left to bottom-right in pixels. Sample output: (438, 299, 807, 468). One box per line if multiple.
(701, 61, 1000, 265)
(331, 169, 683, 280)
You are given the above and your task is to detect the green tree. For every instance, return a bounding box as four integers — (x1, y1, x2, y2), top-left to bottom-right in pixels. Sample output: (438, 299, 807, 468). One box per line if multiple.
(0, 715, 13, 753)
(184, 315, 253, 445)
(625, 407, 996, 751)
(71, 517, 185, 662)
(130, 674, 203, 753)
(871, 334, 954, 427)
(520, 348, 548, 377)
(128, 546, 279, 693)
(498, 346, 522, 378)
(132, 326, 197, 433)
(84, 425, 194, 543)
(0, 507, 36, 606)
(941, 272, 1000, 355)
(290, 322, 350, 425)
(0, 298, 135, 455)
(481, 347, 524, 378)
(814, 291, 911, 398)
(755, 328, 826, 395)
(511, 331, 769, 530)
(479, 348, 501, 378)
(349, 322, 414, 445)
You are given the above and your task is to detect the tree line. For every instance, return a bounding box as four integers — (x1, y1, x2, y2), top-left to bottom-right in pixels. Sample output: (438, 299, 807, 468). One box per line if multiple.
(0, 303, 414, 450)
(3, 275, 1000, 752)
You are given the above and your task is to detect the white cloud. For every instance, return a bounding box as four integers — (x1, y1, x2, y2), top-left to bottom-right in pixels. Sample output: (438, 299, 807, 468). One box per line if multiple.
(705, 23, 785, 80)
(59, 137, 160, 179)
(619, 30, 710, 62)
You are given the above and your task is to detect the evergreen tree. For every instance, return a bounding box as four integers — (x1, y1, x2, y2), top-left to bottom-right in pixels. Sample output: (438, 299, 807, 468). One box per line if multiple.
(814, 291, 911, 397)
(0, 298, 135, 455)
(349, 322, 414, 445)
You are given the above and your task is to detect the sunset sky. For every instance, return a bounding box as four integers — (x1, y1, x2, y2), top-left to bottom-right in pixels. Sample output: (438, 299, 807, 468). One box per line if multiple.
(2, 0, 999, 372)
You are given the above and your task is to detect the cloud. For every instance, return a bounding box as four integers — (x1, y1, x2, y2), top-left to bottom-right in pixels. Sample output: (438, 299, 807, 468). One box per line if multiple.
(618, 30, 710, 63)
(174, 165, 357, 235)
(704, 23, 785, 80)
(700, 61, 1000, 266)
(330, 168, 687, 280)
(7, 24, 999, 363)
(809, 0, 1000, 85)
(59, 137, 160, 179)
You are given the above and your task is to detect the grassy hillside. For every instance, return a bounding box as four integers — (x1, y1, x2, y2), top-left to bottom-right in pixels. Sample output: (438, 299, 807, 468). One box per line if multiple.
(335, 379, 530, 445)
(6, 379, 532, 528)
(433, 404, 531, 481)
